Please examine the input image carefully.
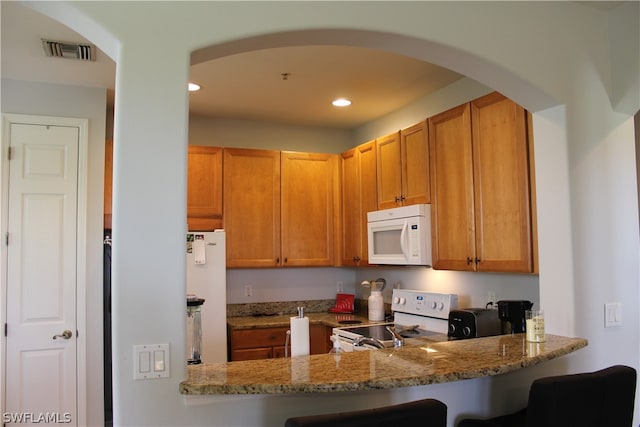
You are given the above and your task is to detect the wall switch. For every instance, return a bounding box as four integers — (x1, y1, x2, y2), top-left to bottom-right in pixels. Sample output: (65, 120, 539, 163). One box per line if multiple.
(337, 281, 344, 293)
(604, 302, 622, 327)
(244, 285, 252, 297)
(134, 344, 170, 379)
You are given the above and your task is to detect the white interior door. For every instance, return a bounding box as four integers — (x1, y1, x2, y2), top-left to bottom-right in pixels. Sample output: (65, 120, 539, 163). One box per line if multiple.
(5, 122, 79, 425)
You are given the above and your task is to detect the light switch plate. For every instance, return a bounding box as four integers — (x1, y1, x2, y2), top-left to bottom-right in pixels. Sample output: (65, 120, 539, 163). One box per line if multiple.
(604, 302, 622, 328)
(134, 344, 170, 379)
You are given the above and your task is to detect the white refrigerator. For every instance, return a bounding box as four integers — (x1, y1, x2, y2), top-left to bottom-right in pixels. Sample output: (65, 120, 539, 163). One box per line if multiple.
(186, 230, 227, 363)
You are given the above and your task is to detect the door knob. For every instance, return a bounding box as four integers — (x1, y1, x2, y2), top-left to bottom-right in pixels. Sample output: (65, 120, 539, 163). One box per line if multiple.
(52, 330, 73, 340)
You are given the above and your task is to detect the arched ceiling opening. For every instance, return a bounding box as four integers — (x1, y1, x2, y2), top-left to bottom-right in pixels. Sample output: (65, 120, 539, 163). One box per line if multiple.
(191, 28, 559, 118)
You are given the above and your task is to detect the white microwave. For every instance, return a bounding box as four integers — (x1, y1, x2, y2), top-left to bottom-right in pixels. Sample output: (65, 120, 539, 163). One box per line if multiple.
(367, 204, 432, 266)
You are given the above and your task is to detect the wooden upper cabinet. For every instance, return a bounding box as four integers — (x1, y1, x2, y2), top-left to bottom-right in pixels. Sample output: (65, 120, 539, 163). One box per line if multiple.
(429, 92, 533, 273)
(187, 145, 223, 231)
(376, 122, 430, 209)
(471, 92, 532, 272)
(281, 151, 338, 267)
(223, 148, 281, 268)
(340, 141, 377, 266)
(401, 120, 430, 206)
(376, 131, 403, 209)
(429, 103, 476, 271)
(104, 139, 113, 229)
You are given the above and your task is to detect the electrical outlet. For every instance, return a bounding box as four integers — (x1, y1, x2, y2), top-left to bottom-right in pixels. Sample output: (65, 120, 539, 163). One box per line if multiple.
(336, 281, 344, 293)
(244, 285, 252, 297)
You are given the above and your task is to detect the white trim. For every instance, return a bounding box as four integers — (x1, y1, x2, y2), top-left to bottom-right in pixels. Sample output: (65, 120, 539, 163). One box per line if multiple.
(0, 113, 89, 427)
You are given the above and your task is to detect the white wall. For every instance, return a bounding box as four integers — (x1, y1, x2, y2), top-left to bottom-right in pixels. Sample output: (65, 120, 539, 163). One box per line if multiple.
(353, 77, 493, 144)
(10, 2, 640, 426)
(227, 268, 356, 304)
(1, 78, 107, 427)
(189, 116, 353, 154)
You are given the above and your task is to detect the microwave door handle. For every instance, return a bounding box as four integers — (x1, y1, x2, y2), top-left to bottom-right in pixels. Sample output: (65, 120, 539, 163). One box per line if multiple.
(400, 220, 409, 259)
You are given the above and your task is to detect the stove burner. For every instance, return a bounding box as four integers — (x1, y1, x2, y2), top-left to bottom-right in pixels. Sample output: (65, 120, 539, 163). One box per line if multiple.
(338, 319, 362, 325)
(337, 323, 439, 345)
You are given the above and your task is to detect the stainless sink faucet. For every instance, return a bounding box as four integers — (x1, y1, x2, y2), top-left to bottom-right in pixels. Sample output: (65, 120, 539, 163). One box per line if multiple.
(353, 336, 385, 349)
(386, 326, 404, 348)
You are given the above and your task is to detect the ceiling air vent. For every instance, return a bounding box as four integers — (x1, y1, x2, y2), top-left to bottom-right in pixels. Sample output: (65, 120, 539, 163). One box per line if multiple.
(41, 39, 96, 61)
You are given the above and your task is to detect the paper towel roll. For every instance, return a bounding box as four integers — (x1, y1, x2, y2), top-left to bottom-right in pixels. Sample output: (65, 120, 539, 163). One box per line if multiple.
(290, 316, 310, 357)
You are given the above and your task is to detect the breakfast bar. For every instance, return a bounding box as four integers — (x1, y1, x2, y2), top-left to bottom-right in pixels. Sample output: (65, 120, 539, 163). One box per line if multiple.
(180, 334, 587, 395)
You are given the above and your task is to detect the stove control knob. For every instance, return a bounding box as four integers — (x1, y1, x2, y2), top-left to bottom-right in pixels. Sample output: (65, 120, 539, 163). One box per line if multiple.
(393, 297, 400, 304)
(437, 302, 445, 311)
(463, 326, 471, 337)
(431, 301, 437, 309)
(399, 297, 406, 305)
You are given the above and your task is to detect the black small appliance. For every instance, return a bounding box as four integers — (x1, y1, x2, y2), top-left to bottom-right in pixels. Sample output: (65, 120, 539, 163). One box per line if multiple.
(497, 300, 533, 334)
(448, 308, 501, 340)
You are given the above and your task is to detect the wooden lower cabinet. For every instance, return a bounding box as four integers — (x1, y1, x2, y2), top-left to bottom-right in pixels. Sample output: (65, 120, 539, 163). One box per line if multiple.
(229, 324, 332, 361)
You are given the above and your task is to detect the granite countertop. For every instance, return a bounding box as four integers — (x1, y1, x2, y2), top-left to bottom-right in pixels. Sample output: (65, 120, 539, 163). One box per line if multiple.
(226, 312, 377, 330)
(180, 333, 588, 395)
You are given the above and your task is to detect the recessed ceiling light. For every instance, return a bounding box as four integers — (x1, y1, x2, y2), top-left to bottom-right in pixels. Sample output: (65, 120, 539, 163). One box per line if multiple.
(332, 98, 351, 107)
(188, 82, 201, 92)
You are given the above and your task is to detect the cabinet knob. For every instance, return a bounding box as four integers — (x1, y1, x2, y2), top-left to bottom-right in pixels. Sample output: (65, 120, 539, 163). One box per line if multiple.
(466, 257, 473, 265)
(475, 258, 481, 265)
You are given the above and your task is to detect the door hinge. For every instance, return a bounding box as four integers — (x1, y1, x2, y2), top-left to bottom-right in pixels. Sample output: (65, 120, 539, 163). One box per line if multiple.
(5, 232, 8, 246)
(7, 146, 11, 160)
(4, 323, 7, 337)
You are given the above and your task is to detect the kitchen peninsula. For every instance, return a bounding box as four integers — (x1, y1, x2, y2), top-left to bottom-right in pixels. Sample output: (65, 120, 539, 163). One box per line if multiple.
(180, 333, 587, 395)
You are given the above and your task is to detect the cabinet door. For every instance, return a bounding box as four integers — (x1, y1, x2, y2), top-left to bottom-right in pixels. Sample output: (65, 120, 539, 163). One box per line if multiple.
(104, 139, 113, 229)
(224, 148, 281, 268)
(429, 103, 476, 271)
(401, 121, 430, 205)
(187, 146, 223, 231)
(340, 141, 377, 266)
(309, 324, 332, 355)
(376, 131, 402, 209)
(231, 347, 273, 361)
(340, 148, 360, 266)
(281, 152, 338, 267)
(358, 142, 377, 265)
(471, 92, 532, 272)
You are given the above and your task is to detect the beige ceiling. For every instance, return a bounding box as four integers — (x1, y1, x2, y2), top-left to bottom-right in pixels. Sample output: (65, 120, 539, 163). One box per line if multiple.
(2, 2, 467, 129)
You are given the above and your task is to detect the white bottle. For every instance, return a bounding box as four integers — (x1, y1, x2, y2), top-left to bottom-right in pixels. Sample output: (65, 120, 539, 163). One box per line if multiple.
(368, 290, 385, 321)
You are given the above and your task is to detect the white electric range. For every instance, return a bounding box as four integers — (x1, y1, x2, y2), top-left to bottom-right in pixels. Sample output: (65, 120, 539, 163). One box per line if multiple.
(332, 289, 458, 351)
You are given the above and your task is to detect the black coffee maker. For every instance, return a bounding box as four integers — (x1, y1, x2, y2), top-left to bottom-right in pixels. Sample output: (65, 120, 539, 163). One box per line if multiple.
(497, 300, 533, 334)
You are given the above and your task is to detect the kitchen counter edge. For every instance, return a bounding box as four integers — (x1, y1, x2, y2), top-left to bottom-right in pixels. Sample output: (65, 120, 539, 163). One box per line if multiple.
(180, 334, 587, 395)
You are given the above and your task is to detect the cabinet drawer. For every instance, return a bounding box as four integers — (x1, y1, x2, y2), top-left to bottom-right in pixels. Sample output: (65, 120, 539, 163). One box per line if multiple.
(231, 327, 289, 349)
(231, 347, 272, 361)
